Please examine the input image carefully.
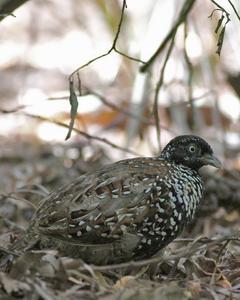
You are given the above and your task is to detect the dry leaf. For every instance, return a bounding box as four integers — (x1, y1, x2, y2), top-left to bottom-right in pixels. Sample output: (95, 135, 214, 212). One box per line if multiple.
(0, 272, 30, 295)
(187, 281, 202, 297)
(113, 276, 136, 289)
(216, 274, 232, 288)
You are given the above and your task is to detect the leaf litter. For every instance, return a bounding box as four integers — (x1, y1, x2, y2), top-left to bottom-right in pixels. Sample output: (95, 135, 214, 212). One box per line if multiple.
(0, 137, 240, 299)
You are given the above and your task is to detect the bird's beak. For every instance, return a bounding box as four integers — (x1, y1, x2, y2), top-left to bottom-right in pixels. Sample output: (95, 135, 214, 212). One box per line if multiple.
(200, 154, 222, 168)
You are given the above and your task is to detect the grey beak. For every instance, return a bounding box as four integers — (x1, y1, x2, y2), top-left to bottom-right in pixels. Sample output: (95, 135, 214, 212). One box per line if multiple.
(201, 154, 222, 168)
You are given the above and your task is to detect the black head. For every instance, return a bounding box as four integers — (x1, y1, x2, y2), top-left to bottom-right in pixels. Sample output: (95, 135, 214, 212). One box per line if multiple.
(161, 135, 221, 170)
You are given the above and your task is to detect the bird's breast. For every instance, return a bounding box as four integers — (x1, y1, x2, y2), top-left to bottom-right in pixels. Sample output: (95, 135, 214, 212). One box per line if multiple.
(169, 167, 203, 222)
(133, 166, 203, 258)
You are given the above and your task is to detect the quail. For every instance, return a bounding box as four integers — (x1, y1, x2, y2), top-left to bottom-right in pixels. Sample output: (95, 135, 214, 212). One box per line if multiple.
(11, 135, 221, 265)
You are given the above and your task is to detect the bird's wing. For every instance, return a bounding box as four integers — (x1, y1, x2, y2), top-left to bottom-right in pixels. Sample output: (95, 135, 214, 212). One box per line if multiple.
(35, 157, 172, 244)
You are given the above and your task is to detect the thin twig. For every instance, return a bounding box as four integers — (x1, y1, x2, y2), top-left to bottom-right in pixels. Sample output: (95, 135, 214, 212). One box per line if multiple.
(0, 105, 26, 113)
(66, 0, 145, 140)
(84, 88, 153, 125)
(153, 35, 175, 151)
(208, 1, 230, 21)
(47, 93, 174, 133)
(0, 246, 19, 257)
(140, 0, 196, 73)
(48, 92, 154, 126)
(69, 0, 145, 79)
(0, 192, 37, 210)
(1, 217, 25, 231)
(0, 0, 28, 22)
(15, 189, 47, 198)
(184, 21, 194, 130)
(69, 52, 112, 79)
(80, 243, 206, 272)
(210, 0, 226, 11)
(115, 48, 145, 63)
(210, 239, 230, 285)
(23, 112, 140, 156)
(227, 0, 240, 21)
(77, 235, 240, 271)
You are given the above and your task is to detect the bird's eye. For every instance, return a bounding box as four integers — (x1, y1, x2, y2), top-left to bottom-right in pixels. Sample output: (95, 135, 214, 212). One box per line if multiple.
(188, 144, 197, 153)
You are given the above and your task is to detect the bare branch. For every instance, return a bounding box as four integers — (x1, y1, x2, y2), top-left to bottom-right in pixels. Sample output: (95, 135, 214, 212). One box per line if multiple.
(184, 22, 194, 129)
(227, 0, 240, 21)
(0, 105, 26, 113)
(140, 0, 196, 73)
(23, 112, 140, 156)
(153, 35, 175, 151)
(46, 91, 175, 133)
(0, 0, 28, 22)
(69, 0, 145, 79)
(66, 0, 146, 140)
(83, 88, 153, 126)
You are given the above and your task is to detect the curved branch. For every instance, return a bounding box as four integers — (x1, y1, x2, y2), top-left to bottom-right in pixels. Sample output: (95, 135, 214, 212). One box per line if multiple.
(140, 0, 196, 73)
(0, 0, 29, 22)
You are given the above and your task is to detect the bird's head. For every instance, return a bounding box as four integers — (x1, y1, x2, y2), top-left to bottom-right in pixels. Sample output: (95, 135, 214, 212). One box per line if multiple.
(161, 135, 221, 171)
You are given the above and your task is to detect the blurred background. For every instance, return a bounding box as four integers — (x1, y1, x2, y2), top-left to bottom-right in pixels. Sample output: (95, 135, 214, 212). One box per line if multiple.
(1, 1, 240, 298)
(0, 0, 239, 157)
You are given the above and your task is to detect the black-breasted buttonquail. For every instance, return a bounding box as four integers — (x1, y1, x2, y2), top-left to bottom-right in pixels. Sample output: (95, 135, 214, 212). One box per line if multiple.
(11, 135, 221, 265)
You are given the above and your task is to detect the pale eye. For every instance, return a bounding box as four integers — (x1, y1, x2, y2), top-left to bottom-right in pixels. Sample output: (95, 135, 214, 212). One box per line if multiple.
(188, 144, 197, 153)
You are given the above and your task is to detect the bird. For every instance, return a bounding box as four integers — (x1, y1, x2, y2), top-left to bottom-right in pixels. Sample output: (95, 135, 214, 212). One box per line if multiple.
(10, 135, 221, 265)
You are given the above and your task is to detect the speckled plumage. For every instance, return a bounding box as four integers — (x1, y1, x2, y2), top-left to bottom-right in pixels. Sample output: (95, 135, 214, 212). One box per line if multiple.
(11, 135, 221, 265)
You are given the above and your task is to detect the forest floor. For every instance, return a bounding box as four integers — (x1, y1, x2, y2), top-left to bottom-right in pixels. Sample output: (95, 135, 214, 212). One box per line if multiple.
(0, 136, 240, 300)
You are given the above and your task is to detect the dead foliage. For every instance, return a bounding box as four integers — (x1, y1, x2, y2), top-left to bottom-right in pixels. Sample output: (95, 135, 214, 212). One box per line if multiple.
(0, 137, 240, 300)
